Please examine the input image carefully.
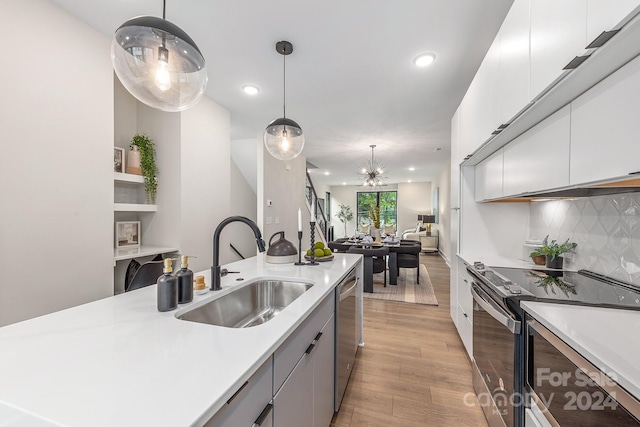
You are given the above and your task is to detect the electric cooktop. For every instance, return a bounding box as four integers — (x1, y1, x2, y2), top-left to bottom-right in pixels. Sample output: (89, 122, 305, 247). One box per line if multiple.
(469, 264, 640, 310)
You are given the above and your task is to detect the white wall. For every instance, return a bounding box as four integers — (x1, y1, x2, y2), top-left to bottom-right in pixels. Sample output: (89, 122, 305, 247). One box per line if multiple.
(397, 182, 431, 234)
(0, 0, 113, 325)
(230, 138, 258, 194)
(181, 96, 232, 271)
(137, 104, 182, 249)
(228, 160, 258, 261)
(432, 160, 452, 262)
(260, 149, 310, 247)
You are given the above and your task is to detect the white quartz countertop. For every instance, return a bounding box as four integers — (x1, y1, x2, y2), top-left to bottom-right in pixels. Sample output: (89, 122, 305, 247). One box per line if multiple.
(0, 253, 361, 427)
(521, 301, 640, 401)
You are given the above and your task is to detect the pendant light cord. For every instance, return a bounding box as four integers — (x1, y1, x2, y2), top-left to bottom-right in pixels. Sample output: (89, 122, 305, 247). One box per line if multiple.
(283, 52, 287, 119)
(162, 0, 166, 20)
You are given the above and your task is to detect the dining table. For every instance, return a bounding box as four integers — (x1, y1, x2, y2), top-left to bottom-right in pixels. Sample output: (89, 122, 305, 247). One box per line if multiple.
(331, 239, 401, 286)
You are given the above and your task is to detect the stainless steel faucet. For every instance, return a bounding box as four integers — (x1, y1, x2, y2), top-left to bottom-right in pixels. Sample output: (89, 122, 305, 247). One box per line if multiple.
(211, 216, 266, 291)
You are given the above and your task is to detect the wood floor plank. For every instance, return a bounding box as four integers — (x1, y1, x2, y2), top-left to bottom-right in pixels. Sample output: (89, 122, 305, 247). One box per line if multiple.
(331, 255, 489, 427)
(392, 395, 489, 426)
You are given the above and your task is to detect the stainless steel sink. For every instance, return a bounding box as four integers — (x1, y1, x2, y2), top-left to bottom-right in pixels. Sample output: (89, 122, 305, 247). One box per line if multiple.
(177, 280, 313, 328)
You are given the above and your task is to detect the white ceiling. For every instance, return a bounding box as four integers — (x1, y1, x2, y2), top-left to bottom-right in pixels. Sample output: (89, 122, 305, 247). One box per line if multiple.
(51, 0, 513, 187)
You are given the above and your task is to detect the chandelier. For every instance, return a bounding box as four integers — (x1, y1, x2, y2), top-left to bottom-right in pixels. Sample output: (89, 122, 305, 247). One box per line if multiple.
(359, 145, 388, 187)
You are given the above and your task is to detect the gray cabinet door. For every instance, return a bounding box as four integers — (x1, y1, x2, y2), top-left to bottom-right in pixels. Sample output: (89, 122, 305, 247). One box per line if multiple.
(273, 352, 314, 427)
(205, 357, 273, 427)
(314, 314, 335, 427)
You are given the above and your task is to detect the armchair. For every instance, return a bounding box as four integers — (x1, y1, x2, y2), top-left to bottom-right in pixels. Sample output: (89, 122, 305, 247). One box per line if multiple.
(401, 226, 427, 241)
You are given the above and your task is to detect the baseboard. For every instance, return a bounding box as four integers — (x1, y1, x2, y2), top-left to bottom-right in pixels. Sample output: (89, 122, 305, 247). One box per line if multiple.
(440, 252, 451, 267)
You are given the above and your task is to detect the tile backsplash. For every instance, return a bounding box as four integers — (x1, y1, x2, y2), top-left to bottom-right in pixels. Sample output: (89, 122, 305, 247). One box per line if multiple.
(530, 193, 640, 285)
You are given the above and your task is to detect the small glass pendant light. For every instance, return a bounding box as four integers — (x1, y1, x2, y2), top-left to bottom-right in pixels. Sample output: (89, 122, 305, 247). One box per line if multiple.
(111, 0, 207, 112)
(264, 41, 305, 161)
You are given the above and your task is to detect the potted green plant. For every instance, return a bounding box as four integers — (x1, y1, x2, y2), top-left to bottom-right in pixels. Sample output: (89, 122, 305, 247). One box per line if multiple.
(530, 235, 577, 269)
(336, 204, 354, 237)
(130, 133, 159, 204)
(369, 205, 381, 240)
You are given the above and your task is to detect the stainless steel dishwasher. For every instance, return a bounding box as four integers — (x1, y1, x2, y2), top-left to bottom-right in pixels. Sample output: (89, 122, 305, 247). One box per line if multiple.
(335, 267, 358, 410)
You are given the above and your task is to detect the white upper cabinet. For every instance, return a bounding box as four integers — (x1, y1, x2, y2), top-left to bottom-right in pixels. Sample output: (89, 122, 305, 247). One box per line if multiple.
(587, 0, 640, 43)
(530, 0, 587, 100)
(503, 105, 570, 196)
(451, 108, 461, 209)
(497, 0, 531, 124)
(475, 148, 504, 201)
(570, 54, 640, 184)
(459, 39, 500, 158)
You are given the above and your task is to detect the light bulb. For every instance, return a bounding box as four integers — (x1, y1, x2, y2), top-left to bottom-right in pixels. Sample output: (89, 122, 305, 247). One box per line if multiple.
(280, 129, 290, 152)
(154, 46, 171, 91)
(155, 61, 171, 91)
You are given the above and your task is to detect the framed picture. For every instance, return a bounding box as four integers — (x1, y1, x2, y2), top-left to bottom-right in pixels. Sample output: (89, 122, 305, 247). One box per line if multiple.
(115, 221, 140, 248)
(114, 147, 125, 173)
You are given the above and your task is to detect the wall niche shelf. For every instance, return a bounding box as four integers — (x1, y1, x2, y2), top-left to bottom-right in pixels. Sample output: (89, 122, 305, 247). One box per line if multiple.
(114, 245, 179, 262)
(113, 203, 157, 212)
(114, 172, 144, 184)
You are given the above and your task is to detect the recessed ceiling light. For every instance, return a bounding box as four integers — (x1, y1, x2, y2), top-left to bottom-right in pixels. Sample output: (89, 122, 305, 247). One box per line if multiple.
(342, 182, 347, 186)
(414, 53, 436, 67)
(324, 171, 330, 175)
(409, 167, 415, 171)
(408, 180, 412, 183)
(242, 85, 260, 95)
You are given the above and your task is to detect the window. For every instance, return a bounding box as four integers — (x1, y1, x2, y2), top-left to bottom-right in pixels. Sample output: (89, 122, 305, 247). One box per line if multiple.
(356, 191, 397, 228)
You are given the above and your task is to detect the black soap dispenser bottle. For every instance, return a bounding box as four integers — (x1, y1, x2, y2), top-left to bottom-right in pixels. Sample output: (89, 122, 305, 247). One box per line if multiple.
(176, 255, 194, 304)
(157, 258, 178, 312)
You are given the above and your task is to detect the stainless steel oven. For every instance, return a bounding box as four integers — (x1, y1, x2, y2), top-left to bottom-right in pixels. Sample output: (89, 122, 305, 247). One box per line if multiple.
(527, 319, 640, 426)
(468, 262, 640, 427)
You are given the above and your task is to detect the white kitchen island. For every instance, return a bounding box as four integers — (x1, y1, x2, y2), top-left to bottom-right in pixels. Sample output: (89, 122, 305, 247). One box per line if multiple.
(0, 253, 362, 427)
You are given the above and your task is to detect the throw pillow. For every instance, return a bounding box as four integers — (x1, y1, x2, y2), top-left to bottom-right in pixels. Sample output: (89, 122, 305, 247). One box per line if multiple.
(384, 225, 395, 235)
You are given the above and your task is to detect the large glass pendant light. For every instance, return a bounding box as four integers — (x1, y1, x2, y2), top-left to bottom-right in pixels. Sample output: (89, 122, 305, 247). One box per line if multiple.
(111, 0, 207, 112)
(264, 41, 305, 161)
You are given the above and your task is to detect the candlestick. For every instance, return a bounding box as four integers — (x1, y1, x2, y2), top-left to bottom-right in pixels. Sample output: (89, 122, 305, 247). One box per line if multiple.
(308, 221, 319, 265)
(295, 230, 305, 265)
(298, 208, 302, 232)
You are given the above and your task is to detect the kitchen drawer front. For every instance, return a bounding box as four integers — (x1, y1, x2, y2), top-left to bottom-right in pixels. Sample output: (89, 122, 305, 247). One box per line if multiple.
(273, 292, 334, 393)
(456, 303, 473, 358)
(205, 356, 273, 427)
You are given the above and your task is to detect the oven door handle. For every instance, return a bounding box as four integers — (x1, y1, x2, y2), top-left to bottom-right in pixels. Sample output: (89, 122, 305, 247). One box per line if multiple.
(471, 283, 521, 334)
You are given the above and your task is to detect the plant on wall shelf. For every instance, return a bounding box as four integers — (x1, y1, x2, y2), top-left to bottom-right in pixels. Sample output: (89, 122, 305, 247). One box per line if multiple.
(336, 204, 354, 237)
(130, 133, 159, 204)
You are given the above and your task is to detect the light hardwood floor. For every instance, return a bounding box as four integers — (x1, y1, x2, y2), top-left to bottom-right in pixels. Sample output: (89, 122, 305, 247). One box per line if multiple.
(331, 254, 489, 426)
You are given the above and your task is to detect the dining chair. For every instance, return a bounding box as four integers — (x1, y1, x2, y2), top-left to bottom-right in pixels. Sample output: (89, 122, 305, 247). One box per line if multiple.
(394, 242, 421, 284)
(348, 246, 389, 292)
